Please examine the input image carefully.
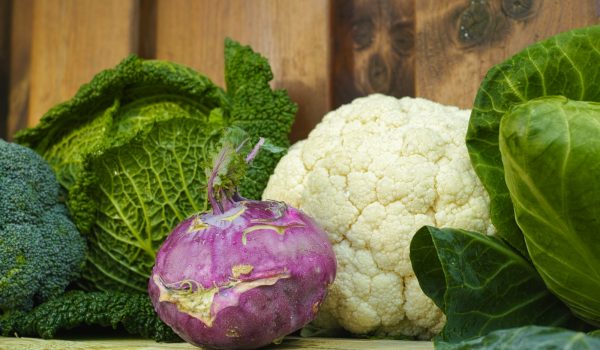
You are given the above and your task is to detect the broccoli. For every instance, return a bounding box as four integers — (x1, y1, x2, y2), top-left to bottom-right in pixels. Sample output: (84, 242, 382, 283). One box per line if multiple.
(0, 139, 86, 312)
(0, 290, 181, 342)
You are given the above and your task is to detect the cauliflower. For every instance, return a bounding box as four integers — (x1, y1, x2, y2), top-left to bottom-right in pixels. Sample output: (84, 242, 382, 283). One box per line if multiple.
(262, 94, 495, 339)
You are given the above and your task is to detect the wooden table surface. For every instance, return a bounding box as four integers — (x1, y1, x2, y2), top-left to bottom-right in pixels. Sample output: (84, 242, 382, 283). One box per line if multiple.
(0, 336, 433, 350)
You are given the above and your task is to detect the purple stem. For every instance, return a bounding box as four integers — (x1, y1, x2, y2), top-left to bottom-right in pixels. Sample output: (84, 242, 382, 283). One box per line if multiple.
(245, 137, 265, 163)
(207, 147, 228, 215)
(207, 137, 266, 215)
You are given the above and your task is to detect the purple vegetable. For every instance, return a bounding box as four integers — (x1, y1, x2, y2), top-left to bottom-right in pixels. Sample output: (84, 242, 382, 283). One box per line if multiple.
(148, 133, 336, 350)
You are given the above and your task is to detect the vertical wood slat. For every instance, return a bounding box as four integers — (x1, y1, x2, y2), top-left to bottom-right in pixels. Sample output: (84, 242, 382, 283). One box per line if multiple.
(330, 0, 415, 109)
(27, 0, 139, 127)
(153, 0, 331, 142)
(138, 0, 157, 59)
(7, 0, 32, 139)
(415, 0, 600, 109)
(0, 0, 11, 139)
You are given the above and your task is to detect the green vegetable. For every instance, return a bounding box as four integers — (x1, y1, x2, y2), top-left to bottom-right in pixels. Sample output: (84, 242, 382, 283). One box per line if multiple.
(0, 140, 86, 312)
(466, 25, 600, 255)
(435, 326, 600, 350)
(15, 39, 296, 293)
(410, 226, 581, 342)
(0, 290, 180, 342)
(499, 97, 600, 326)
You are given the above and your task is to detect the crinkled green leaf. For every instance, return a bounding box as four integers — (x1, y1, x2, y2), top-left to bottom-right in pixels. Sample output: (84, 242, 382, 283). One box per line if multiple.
(499, 97, 600, 326)
(14, 40, 296, 293)
(224, 38, 297, 199)
(0, 290, 180, 342)
(410, 226, 580, 342)
(17, 57, 224, 187)
(77, 118, 221, 292)
(435, 326, 600, 350)
(466, 25, 600, 255)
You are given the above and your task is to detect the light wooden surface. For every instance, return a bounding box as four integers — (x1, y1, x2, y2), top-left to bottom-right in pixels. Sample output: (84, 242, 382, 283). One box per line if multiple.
(0, 337, 433, 350)
(153, 0, 331, 142)
(6, 0, 32, 135)
(28, 0, 138, 127)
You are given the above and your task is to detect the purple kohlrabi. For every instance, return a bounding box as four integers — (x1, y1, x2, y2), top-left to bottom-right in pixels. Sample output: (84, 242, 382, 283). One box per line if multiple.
(148, 133, 336, 350)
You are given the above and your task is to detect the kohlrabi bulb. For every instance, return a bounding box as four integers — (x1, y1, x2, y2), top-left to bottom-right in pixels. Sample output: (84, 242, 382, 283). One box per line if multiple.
(148, 131, 336, 349)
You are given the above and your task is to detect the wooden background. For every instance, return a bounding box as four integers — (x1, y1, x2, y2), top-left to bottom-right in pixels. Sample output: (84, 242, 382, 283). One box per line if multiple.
(0, 0, 599, 142)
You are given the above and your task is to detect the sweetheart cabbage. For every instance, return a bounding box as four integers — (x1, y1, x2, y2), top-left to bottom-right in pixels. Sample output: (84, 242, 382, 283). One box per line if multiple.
(466, 25, 600, 255)
(15, 39, 297, 293)
(410, 226, 579, 342)
(499, 97, 600, 326)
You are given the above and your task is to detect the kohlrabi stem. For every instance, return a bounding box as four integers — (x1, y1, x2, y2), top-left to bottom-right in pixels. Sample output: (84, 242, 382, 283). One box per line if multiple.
(207, 147, 228, 215)
(207, 137, 265, 215)
(245, 138, 265, 163)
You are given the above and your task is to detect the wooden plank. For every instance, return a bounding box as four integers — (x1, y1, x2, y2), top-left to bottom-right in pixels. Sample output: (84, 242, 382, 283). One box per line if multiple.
(154, 0, 331, 142)
(138, 0, 157, 59)
(414, 0, 600, 108)
(0, 0, 10, 139)
(6, 0, 32, 139)
(28, 0, 139, 127)
(0, 336, 433, 350)
(330, 0, 416, 109)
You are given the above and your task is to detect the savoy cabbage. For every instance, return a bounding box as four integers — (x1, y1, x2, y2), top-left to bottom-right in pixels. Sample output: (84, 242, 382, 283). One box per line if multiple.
(16, 39, 297, 293)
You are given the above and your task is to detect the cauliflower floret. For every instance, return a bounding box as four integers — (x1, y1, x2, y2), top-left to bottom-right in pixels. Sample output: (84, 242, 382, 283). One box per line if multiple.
(262, 94, 495, 339)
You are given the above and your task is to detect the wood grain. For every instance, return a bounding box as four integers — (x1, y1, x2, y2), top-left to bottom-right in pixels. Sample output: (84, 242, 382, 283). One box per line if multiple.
(138, 0, 157, 59)
(28, 0, 139, 126)
(0, 0, 10, 139)
(0, 336, 433, 350)
(6, 0, 32, 139)
(331, 0, 415, 109)
(415, 0, 600, 108)
(153, 0, 331, 142)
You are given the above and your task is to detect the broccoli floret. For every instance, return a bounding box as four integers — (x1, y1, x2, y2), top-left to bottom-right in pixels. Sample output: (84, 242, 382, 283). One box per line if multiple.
(0, 139, 86, 312)
(0, 290, 181, 342)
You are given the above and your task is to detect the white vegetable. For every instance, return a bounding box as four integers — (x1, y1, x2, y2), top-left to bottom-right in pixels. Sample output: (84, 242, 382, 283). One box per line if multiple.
(262, 94, 495, 339)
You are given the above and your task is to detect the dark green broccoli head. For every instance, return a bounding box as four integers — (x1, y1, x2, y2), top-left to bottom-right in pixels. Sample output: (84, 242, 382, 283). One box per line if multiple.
(0, 140, 59, 222)
(0, 140, 86, 313)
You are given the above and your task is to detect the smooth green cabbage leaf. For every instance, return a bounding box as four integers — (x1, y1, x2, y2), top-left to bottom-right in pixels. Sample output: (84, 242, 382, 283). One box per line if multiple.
(435, 326, 600, 350)
(499, 97, 600, 326)
(466, 25, 600, 255)
(15, 39, 296, 292)
(410, 226, 580, 342)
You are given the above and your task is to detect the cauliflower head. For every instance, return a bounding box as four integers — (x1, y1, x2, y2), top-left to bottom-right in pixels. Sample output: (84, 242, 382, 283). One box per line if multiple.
(262, 94, 495, 339)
